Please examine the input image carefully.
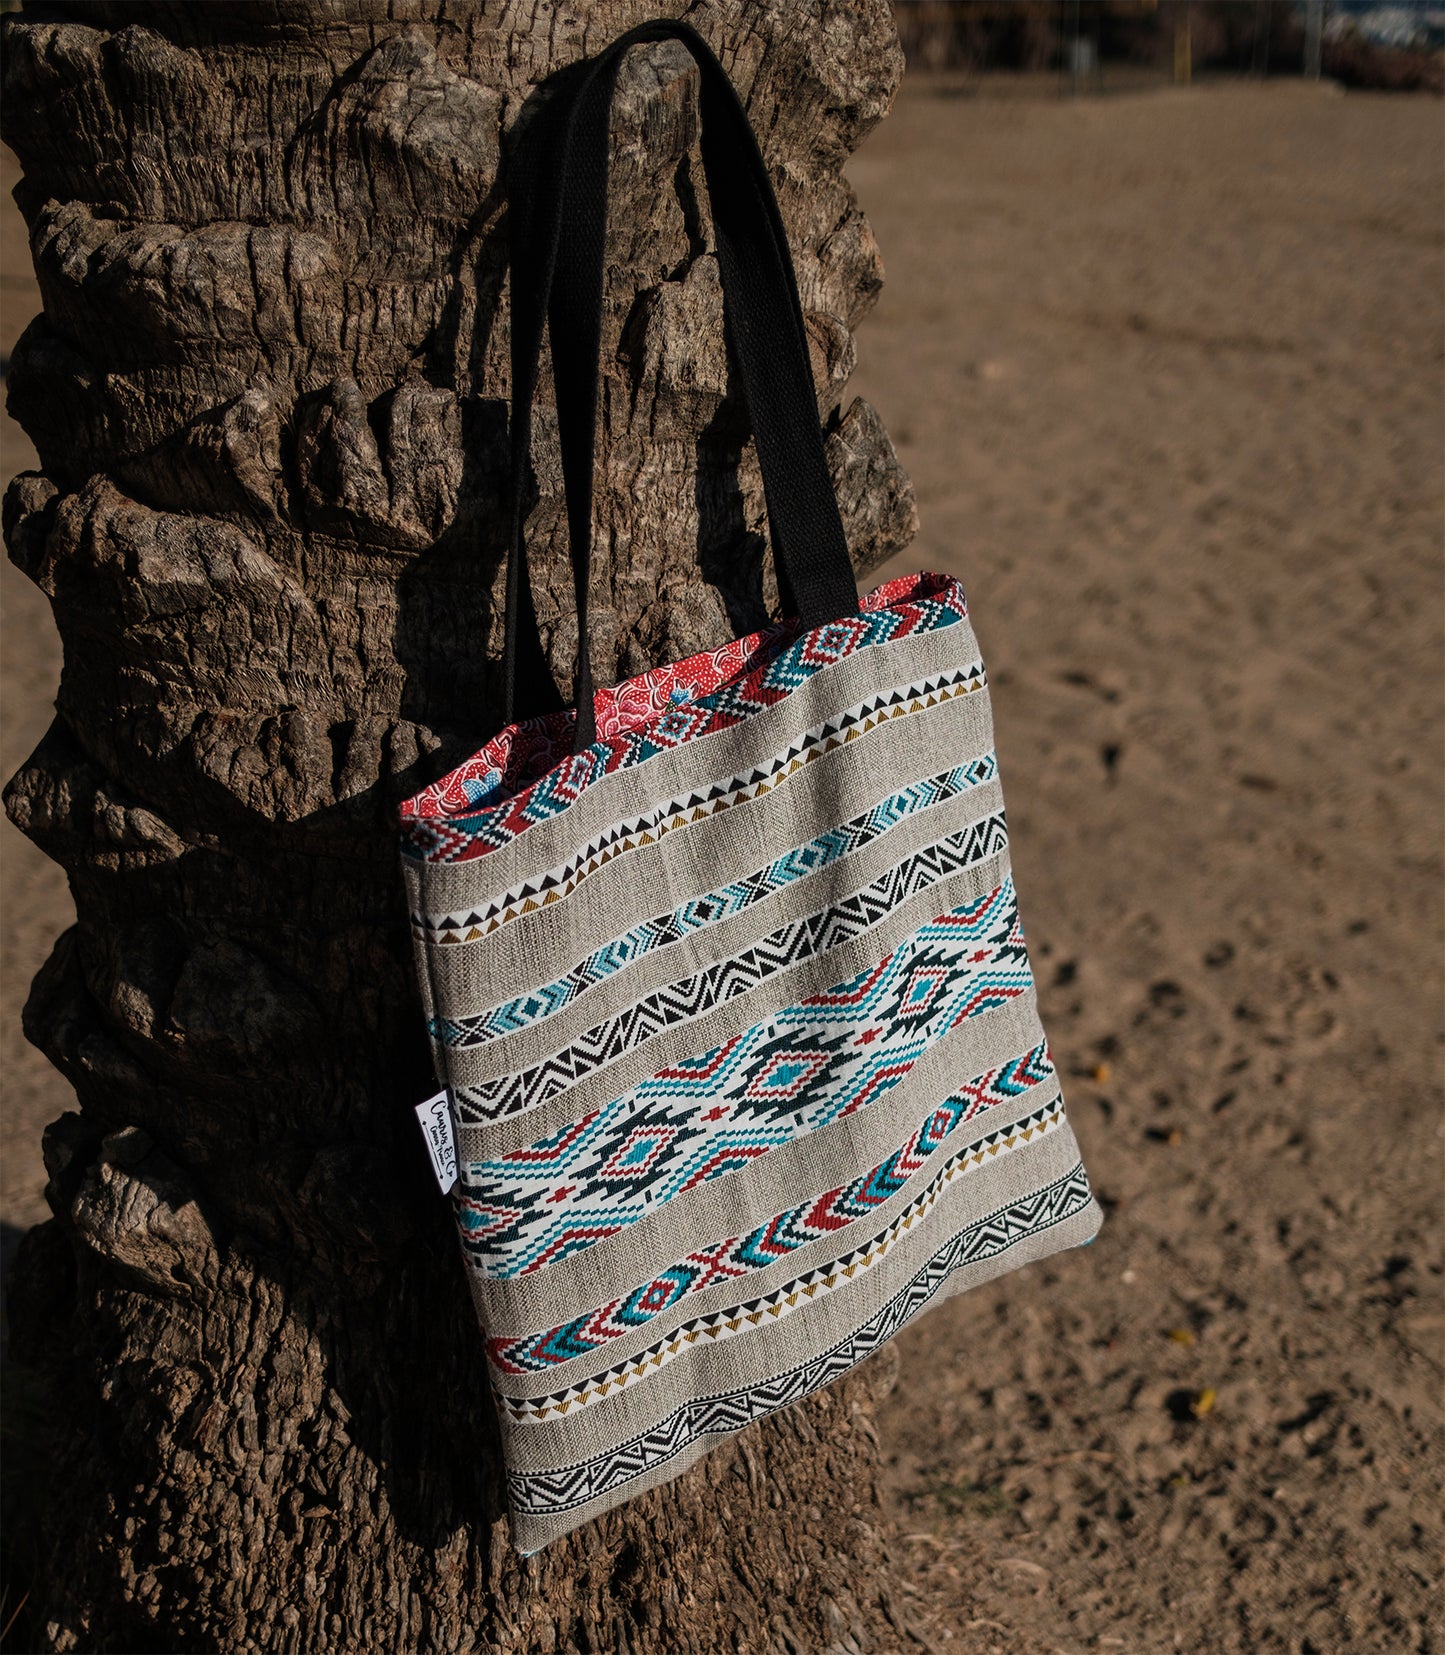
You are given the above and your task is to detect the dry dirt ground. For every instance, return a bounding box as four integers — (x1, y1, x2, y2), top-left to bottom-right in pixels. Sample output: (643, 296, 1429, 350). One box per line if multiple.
(3, 73, 1442, 1655)
(847, 75, 1444, 1655)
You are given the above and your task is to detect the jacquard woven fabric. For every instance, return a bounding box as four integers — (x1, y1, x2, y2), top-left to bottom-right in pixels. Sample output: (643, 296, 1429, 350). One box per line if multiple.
(396, 20, 1101, 1555)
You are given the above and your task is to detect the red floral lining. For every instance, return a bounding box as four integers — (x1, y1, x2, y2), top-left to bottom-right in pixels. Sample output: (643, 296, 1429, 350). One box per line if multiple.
(398, 570, 965, 846)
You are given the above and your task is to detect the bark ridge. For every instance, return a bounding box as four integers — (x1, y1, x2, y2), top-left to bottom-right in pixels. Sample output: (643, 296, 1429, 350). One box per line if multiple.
(2, 4, 921, 1650)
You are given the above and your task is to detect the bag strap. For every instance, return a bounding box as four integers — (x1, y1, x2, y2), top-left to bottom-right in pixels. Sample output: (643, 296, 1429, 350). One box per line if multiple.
(503, 19, 860, 753)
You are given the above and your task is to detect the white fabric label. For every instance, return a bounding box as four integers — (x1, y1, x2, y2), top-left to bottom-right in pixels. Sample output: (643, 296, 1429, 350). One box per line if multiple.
(414, 1088, 459, 1196)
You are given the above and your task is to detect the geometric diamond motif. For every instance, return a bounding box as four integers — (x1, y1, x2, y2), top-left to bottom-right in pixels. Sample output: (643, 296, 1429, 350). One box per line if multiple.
(485, 1038, 1057, 1375)
(595, 1126, 680, 1184)
(743, 1049, 832, 1102)
(458, 879, 1031, 1281)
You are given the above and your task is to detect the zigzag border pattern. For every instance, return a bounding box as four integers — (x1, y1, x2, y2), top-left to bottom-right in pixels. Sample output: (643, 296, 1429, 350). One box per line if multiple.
(444, 755, 998, 1044)
(400, 573, 966, 839)
(412, 670, 988, 943)
(494, 1097, 1064, 1416)
(455, 882, 1031, 1277)
(505, 1162, 1093, 1513)
(401, 578, 971, 865)
(446, 811, 1011, 1122)
(487, 1041, 1055, 1378)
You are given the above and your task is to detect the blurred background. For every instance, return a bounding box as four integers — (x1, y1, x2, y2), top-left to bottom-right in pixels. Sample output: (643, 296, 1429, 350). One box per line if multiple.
(2, 4, 1441, 1650)
(892, 0, 1445, 89)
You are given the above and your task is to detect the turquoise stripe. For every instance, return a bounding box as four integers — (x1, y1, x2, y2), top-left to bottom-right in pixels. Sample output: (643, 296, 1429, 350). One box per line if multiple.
(430, 753, 997, 1047)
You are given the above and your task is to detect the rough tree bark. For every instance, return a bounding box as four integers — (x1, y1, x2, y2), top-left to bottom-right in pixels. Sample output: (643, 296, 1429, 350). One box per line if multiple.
(1, 3, 919, 1650)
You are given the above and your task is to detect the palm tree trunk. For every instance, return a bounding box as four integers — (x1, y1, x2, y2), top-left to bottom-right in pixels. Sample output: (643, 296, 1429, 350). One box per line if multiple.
(1, 3, 918, 1650)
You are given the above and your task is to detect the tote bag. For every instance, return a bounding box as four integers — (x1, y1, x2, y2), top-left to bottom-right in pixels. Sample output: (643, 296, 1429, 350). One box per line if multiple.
(397, 19, 1103, 1557)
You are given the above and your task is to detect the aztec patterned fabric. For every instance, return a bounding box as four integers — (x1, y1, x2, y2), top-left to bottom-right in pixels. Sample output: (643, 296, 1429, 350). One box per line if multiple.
(398, 568, 1104, 1555)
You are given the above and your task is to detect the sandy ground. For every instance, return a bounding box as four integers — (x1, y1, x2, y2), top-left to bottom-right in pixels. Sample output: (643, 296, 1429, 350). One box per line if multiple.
(847, 76, 1444, 1655)
(2, 73, 1442, 1655)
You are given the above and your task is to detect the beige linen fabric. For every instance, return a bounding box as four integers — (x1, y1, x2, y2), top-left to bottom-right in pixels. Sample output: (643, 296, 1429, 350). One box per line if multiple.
(399, 582, 1102, 1555)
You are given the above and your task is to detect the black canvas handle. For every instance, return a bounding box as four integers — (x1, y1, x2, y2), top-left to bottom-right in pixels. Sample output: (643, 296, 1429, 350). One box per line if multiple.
(504, 19, 859, 752)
